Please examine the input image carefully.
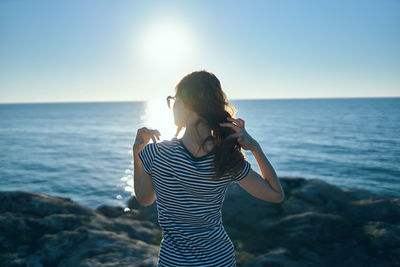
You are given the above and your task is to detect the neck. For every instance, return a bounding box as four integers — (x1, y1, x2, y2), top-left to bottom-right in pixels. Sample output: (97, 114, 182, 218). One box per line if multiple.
(181, 121, 211, 145)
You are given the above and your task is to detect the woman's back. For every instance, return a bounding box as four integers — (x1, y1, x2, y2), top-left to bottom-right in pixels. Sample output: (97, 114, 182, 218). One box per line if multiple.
(138, 137, 251, 266)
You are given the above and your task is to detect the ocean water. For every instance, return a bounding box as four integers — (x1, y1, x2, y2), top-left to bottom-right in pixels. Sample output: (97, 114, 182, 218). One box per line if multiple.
(0, 97, 399, 209)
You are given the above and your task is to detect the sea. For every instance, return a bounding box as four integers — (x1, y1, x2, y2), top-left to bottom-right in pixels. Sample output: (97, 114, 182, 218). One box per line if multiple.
(0, 97, 399, 210)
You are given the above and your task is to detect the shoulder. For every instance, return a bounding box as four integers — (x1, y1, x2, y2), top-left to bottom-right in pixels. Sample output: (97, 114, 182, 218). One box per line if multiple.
(159, 137, 178, 147)
(155, 137, 178, 151)
(143, 137, 178, 153)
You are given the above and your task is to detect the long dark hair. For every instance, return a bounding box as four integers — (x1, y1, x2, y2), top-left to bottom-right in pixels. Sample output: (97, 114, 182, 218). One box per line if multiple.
(173, 70, 247, 180)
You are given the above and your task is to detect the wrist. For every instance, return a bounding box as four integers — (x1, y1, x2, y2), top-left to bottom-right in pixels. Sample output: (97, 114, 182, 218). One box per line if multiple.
(249, 141, 261, 153)
(133, 143, 144, 153)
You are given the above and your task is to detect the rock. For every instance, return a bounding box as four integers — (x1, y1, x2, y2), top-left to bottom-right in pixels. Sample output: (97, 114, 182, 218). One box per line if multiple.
(259, 211, 348, 236)
(279, 176, 307, 192)
(95, 205, 125, 218)
(0, 191, 96, 218)
(222, 177, 400, 267)
(281, 196, 314, 215)
(292, 179, 350, 211)
(0, 191, 160, 266)
(1, 176, 399, 266)
(242, 247, 315, 267)
(126, 196, 159, 225)
(127, 196, 141, 210)
(362, 221, 400, 250)
(345, 198, 400, 224)
(343, 187, 388, 201)
(222, 183, 282, 228)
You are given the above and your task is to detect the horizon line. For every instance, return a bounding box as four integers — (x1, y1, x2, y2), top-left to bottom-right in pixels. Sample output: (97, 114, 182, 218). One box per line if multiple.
(0, 95, 399, 105)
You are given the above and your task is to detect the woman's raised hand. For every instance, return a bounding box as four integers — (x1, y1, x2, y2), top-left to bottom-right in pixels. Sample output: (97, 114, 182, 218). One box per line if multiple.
(133, 127, 161, 152)
(219, 117, 259, 151)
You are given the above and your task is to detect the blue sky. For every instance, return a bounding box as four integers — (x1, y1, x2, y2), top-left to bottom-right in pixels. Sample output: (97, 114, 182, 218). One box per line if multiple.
(0, 0, 399, 103)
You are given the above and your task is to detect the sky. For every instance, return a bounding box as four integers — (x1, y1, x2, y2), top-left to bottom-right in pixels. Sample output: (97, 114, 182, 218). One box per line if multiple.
(0, 0, 399, 104)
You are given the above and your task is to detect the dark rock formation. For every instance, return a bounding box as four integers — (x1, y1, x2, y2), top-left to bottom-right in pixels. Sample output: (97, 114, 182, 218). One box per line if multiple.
(0, 191, 160, 266)
(226, 178, 400, 267)
(1, 177, 399, 267)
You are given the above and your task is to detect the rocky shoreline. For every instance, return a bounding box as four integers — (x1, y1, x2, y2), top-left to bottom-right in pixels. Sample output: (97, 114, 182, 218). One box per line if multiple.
(1, 177, 399, 266)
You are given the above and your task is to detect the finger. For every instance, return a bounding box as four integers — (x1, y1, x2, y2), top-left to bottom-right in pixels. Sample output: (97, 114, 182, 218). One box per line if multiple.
(151, 130, 159, 140)
(155, 130, 161, 140)
(226, 117, 242, 127)
(143, 128, 152, 135)
(237, 118, 245, 128)
(219, 122, 242, 132)
(229, 117, 245, 128)
(225, 132, 242, 141)
(147, 129, 156, 136)
(147, 130, 156, 143)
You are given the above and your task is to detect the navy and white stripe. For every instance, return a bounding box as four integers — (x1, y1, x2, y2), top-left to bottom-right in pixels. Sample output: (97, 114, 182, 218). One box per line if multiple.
(138, 137, 251, 267)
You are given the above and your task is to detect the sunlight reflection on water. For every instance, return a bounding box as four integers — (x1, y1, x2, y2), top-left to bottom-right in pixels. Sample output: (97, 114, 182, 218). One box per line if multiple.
(123, 97, 184, 196)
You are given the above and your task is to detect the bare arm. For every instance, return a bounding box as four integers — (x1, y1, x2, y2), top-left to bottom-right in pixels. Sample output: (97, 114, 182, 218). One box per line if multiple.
(132, 127, 160, 207)
(133, 145, 156, 206)
(237, 142, 285, 203)
(220, 117, 285, 203)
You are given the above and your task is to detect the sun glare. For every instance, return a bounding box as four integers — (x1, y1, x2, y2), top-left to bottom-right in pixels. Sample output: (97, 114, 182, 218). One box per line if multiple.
(137, 19, 198, 70)
(142, 97, 183, 142)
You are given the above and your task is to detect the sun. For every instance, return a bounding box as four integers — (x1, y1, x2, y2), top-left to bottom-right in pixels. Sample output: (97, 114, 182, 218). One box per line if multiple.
(134, 18, 196, 139)
(137, 19, 198, 70)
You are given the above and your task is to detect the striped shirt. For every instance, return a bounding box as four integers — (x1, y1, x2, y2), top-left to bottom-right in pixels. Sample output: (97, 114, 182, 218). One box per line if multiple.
(138, 137, 251, 266)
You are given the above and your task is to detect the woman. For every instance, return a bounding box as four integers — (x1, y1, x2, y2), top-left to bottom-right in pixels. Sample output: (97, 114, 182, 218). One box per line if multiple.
(133, 70, 285, 266)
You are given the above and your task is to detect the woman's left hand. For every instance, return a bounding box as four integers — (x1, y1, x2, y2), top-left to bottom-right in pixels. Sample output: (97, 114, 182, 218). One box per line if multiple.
(133, 127, 161, 152)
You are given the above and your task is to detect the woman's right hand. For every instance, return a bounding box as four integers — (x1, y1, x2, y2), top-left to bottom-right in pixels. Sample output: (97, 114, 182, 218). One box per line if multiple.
(219, 117, 259, 151)
(133, 127, 161, 152)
